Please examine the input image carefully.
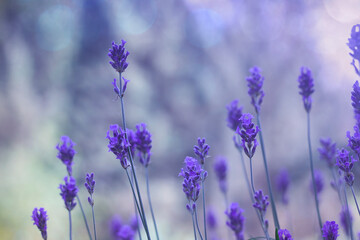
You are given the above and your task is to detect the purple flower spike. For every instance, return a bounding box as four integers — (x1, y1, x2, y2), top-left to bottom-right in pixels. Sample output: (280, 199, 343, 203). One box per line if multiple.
(278, 229, 293, 240)
(253, 190, 269, 216)
(32, 208, 48, 240)
(110, 215, 122, 238)
(85, 173, 96, 206)
(336, 148, 357, 186)
(207, 208, 217, 230)
(310, 170, 324, 195)
(226, 100, 243, 131)
(276, 169, 290, 205)
(108, 40, 129, 73)
(193, 137, 210, 165)
(318, 138, 337, 167)
(56, 136, 76, 176)
(236, 113, 260, 158)
(179, 157, 206, 205)
(347, 125, 360, 158)
(117, 225, 135, 240)
(59, 176, 78, 211)
(340, 207, 353, 236)
(298, 67, 315, 112)
(322, 221, 339, 240)
(351, 81, 360, 123)
(246, 66, 265, 114)
(225, 202, 245, 240)
(107, 124, 130, 169)
(112, 77, 130, 97)
(348, 25, 360, 76)
(213, 156, 227, 194)
(135, 123, 152, 167)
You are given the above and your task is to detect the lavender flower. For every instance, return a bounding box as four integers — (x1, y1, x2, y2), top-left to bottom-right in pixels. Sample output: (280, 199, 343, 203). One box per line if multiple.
(117, 225, 135, 240)
(85, 173, 95, 206)
(225, 202, 245, 240)
(226, 100, 243, 131)
(246, 66, 265, 113)
(107, 124, 130, 169)
(207, 209, 217, 230)
(348, 25, 360, 76)
(129, 215, 139, 232)
(127, 128, 137, 158)
(336, 148, 357, 186)
(108, 40, 129, 73)
(193, 137, 210, 165)
(253, 190, 269, 217)
(236, 113, 260, 158)
(340, 207, 353, 236)
(213, 156, 227, 194)
(59, 176, 78, 211)
(135, 123, 152, 167)
(112, 78, 130, 97)
(276, 168, 290, 205)
(56, 136, 76, 176)
(179, 157, 207, 205)
(318, 138, 337, 167)
(278, 229, 293, 240)
(322, 221, 339, 240)
(32, 208, 48, 240)
(298, 67, 315, 112)
(310, 170, 324, 195)
(347, 125, 360, 158)
(110, 215, 122, 238)
(351, 81, 360, 124)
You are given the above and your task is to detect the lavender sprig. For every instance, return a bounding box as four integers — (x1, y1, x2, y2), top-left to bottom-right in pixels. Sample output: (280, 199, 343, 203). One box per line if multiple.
(85, 173, 97, 240)
(310, 170, 324, 196)
(322, 221, 339, 240)
(298, 66, 323, 233)
(253, 190, 270, 239)
(32, 208, 48, 240)
(276, 169, 290, 205)
(108, 40, 151, 240)
(351, 81, 360, 125)
(213, 156, 228, 198)
(347, 125, 360, 159)
(225, 203, 245, 240)
(277, 229, 293, 240)
(340, 207, 353, 237)
(246, 66, 265, 114)
(347, 25, 360, 76)
(226, 100, 243, 131)
(318, 138, 337, 168)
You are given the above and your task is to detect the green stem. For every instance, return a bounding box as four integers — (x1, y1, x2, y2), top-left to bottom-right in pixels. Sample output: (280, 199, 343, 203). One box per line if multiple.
(76, 194, 93, 240)
(201, 176, 207, 240)
(91, 202, 97, 240)
(194, 206, 204, 240)
(69, 210, 72, 240)
(145, 168, 160, 240)
(256, 113, 280, 230)
(191, 210, 198, 240)
(344, 186, 354, 240)
(350, 186, 360, 215)
(132, 170, 142, 240)
(306, 112, 323, 234)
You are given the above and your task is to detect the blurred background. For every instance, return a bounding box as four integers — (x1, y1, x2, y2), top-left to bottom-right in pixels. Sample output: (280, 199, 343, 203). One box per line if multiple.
(1, 0, 360, 239)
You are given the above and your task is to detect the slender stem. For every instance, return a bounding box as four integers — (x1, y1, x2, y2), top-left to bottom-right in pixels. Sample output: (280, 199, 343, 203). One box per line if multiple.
(256, 114, 280, 230)
(194, 206, 204, 240)
(331, 168, 344, 205)
(118, 72, 151, 240)
(344, 186, 354, 240)
(91, 202, 97, 240)
(191, 211, 198, 240)
(76, 195, 93, 240)
(350, 186, 360, 215)
(145, 168, 160, 240)
(132, 169, 143, 240)
(249, 157, 256, 193)
(259, 214, 270, 240)
(201, 178, 207, 240)
(306, 113, 323, 233)
(69, 210, 72, 240)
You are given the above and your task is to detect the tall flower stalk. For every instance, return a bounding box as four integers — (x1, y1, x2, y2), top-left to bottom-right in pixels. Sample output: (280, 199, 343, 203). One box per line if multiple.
(85, 173, 97, 240)
(56, 136, 93, 240)
(246, 66, 280, 230)
(109, 40, 151, 240)
(32, 208, 48, 240)
(298, 67, 323, 233)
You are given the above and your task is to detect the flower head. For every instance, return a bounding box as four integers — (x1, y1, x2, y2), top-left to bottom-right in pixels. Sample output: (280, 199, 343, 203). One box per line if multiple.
(193, 137, 210, 165)
(236, 113, 260, 158)
(318, 138, 337, 167)
(108, 40, 129, 73)
(348, 25, 360, 76)
(226, 100, 243, 131)
(336, 148, 357, 186)
(310, 170, 324, 195)
(117, 225, 135, 240)
(351, 81, 360, 123)
(347, 125, 360, 158)
(135, 123, 152, 167)
(32, 208, 48, 240)
(59, 176, 78, 211)
(253, 190, 269, 216)
(246, 66, 265, 114)
(213, 156, 227, 193)
(340, 207, 353, 236)
(225, 202, 245, 240)
(179, 157, 207, 205)
(298, 67, 315, 112)
(85, 172, 95, 206)
(276, 168, 290, 205)
(107, 124, 130, 169)
(278, 229, 293, 240)
(322, 221, 339, 240)
(56, 136, 76, 176)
